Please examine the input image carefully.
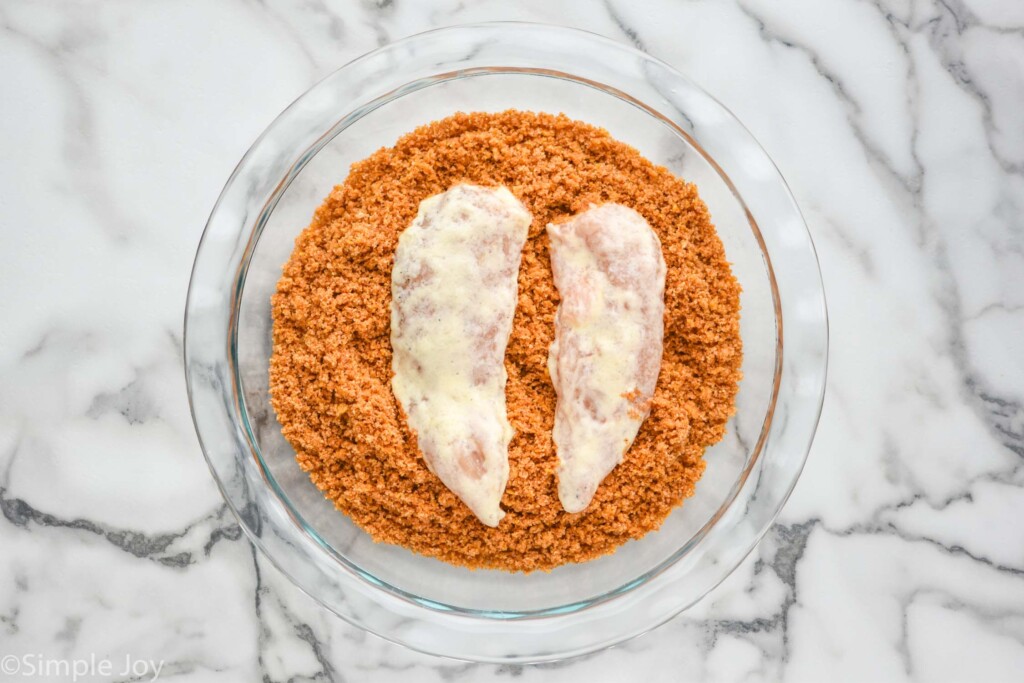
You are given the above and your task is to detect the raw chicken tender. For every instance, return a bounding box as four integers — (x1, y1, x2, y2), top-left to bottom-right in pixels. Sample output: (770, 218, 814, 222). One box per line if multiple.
(390, 184, 532, 527)
(547, 203, 667, 513)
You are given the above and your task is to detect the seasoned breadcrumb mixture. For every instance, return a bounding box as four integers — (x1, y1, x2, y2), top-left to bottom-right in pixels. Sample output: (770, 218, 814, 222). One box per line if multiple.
(269, 110, 742, 572)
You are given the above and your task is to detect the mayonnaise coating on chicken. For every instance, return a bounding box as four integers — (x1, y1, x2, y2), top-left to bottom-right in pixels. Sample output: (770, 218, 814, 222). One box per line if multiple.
(390, 184, 532, 527)
(547, 203, 666, 513)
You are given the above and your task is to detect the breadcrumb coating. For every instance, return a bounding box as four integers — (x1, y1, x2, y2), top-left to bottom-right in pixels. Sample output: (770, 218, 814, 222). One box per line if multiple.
(269, 110, 742, 572)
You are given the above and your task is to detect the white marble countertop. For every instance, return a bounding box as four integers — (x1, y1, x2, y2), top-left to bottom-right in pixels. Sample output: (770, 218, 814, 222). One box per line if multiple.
(2, 0, 1023, 681)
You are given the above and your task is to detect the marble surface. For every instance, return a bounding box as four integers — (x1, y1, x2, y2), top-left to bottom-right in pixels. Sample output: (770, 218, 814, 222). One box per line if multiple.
(2, 0, 1023, 680)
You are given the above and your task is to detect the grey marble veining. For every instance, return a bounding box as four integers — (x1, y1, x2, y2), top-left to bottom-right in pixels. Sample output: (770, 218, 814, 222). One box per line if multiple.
(1, 0, 1022, 680)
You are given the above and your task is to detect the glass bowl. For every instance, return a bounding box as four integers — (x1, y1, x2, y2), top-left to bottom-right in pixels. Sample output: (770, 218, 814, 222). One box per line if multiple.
(184, 22, 827, 663)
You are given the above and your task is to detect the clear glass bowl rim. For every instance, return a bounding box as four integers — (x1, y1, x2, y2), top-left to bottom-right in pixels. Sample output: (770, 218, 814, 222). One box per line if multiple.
(184, 21, 828, 663)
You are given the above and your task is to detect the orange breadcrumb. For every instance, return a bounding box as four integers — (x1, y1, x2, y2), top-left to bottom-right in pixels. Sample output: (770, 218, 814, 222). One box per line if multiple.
(269, 111, 742, 572)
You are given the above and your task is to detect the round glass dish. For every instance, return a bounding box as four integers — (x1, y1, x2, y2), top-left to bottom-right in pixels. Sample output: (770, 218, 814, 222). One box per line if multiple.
(184, 23, 827, 663)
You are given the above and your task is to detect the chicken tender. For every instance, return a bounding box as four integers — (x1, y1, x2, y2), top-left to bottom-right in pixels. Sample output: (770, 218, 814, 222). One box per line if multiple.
(390, 184, 532, 526)
(547, 203, 667, 513)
